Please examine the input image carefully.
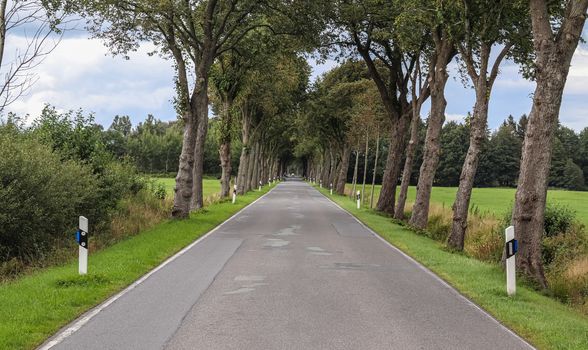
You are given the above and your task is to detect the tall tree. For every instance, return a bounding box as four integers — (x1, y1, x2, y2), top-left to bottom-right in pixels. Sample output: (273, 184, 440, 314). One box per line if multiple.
(513, 0, 588, 287)
(79, 0, 270, 218)
(320, 0, 427, 215)
(448, 0, 532, 250)
(403, 1, 459, 229)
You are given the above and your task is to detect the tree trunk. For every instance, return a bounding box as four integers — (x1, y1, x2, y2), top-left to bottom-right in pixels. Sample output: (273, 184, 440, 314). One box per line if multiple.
(171, 111, 197, 219)
(191, 106, 209, 210)
(219, 98, 232, 198)
(250, 142, 260, 190)
(395, 109, 421, 220)
(512, 0, 588, 288)
(448, 97, 488, 250)
(410, 41, 453, 229)
(236, 110, 250, 195)
(351, 148, 360, 198)
(361, 131, 369, 204)
(370, 134, 380, 209)
(375, 114, 410, 214)
(336, 145, 351, 195)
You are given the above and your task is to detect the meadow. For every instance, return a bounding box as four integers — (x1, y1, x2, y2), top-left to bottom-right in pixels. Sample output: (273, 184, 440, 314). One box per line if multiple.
(153, 177, 222, 204)
(351, 184, 588, 226)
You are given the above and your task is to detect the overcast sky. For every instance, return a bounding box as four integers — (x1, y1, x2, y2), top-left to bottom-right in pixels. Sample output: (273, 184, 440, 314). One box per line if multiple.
(5, 30, 588, 132)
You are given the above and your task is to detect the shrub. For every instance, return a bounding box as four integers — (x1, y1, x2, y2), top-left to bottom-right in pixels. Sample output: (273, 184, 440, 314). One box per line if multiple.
(544, 204, 576, 238)
(0, 132, 99, 263)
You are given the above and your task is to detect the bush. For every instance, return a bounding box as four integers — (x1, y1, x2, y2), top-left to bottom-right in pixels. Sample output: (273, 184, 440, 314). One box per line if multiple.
(544, 204, 576, 238)
(0, 132, 99, 263)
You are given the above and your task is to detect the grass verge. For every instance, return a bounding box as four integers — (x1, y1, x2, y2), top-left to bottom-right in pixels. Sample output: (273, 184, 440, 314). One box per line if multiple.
(317, 186, 588, 350)
(0, 185, 272, 350)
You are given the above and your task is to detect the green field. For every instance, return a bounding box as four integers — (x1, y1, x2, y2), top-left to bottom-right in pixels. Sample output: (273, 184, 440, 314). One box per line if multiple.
(320, 186, 588, 350)
(353, 184, 588, 226)
(0, 182, 270, 350)
(153, 177, 222, 200)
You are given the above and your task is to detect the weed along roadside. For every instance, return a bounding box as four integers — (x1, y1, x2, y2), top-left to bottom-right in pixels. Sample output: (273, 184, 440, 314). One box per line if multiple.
(314, 184, 588, 350)
(0, 185, 273, 350)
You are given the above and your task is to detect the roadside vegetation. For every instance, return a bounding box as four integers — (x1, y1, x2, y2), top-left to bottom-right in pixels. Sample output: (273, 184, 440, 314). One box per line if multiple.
(0, 186, 271, 350)
(1, 0, 588, 348)
(318, 186, 588, 350)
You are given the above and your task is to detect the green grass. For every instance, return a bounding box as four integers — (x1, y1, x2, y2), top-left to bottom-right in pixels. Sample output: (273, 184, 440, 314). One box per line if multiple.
(353, 184, 588, 226)
(320, 186, 588, 350)
(153, 177, 222, 199)
(0, 185, 272, 350)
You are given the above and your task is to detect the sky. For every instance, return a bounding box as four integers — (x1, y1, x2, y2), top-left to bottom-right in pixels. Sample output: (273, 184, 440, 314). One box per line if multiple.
(4, 29, 588, 132)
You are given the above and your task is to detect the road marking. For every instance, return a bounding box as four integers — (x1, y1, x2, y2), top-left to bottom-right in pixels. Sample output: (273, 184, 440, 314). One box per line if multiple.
(314, 185, 536, 350)
(39, 186, 277, 350)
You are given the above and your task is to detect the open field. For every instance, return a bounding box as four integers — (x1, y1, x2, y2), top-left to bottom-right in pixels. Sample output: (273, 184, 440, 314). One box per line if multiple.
(153, 177, 222, 200)
(320, 186, 588, 350)
(0, 185, 271, 350)
(350, 184, 588, 226)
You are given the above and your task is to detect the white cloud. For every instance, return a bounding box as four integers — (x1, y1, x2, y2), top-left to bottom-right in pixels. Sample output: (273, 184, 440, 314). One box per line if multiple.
(445, 113, 467, 123)
(564, 46, 588, 95)
(4, 34, 176, 126)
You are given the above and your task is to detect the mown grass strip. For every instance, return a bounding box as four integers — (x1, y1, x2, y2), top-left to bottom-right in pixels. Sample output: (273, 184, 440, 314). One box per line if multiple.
(0, 185, 272, 350)
(317, 186, 588, 350)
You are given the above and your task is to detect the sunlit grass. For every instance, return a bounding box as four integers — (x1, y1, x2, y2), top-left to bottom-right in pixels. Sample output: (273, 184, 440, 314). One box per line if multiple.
(322, 186, 588, 350)
(0, 185, 271, 350)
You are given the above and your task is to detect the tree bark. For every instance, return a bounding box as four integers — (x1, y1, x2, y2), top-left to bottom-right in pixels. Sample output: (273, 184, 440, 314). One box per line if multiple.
(448, 41, 510, 250)
(336, 145, 351, 195)
(361, 131, 369, 204)
(409, 38, 454, 229)
(351, 147, 360, 198)
(370, 134, 380, 209)
(375, 114, 410, 214)
(236, 109, 251, 195)
(448, 96, 488, 250)
(512, 0, 588, 287)
(219, 98, 232, 198)
(191, 93, 209, 210)
(171, 111, 197, 219)
(395, 111, 421, 220)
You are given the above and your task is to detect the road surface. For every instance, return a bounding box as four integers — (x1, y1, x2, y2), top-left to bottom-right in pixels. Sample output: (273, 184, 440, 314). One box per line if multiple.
(43, 180, 533, 350)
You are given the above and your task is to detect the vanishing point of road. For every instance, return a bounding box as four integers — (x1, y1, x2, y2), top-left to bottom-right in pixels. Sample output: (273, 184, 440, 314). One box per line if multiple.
(42, 180, 534, 350)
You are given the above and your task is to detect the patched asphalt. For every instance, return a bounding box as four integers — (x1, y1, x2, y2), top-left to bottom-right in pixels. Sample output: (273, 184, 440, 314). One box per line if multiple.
(46, 180, 534, 350)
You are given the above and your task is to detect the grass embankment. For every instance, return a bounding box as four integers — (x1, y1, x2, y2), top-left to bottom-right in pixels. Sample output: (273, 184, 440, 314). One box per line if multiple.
(318, 186, 588, 350)
(0, 184, 272, 350)
(353, 184, 588, 226)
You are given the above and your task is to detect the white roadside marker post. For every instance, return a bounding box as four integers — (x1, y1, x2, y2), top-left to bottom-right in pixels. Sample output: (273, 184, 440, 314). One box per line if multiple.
(232, 184, 237, 204)
(259, 181, 262, 191)
(320, 180, 322, 188)
(356, 190, 361, 209)
(77, 216, 88, 275)
(505, 225, 518, 296)
(330, 183, 333, 195)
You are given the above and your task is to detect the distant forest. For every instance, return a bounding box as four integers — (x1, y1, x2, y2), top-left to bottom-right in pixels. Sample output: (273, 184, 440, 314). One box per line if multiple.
(9, 107, 584, 191)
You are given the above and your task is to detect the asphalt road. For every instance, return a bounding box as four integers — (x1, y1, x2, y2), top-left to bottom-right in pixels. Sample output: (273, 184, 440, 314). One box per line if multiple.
(44, 180, 534, 350)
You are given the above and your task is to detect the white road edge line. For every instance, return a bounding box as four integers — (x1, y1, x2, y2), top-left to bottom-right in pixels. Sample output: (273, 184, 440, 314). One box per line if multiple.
(38, 185, 278, 350)
(313, 184, 536, 350)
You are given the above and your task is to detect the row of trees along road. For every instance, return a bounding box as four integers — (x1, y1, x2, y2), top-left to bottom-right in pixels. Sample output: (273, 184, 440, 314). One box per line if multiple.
(69, 0, 315, 219)
(38, 0, 585, 288)
(290, 0, 587, 288)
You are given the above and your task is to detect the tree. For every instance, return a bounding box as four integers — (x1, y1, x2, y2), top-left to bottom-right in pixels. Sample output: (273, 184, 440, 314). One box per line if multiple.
(513, 0, 588, 287)
(319, 0, 428, 215)
(78, 0, 272, 218)
(395, 57, 428, 219)
(403, 0, 459, 229)
(448, 0, 532, 250)
(0, 0, 70, 111)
